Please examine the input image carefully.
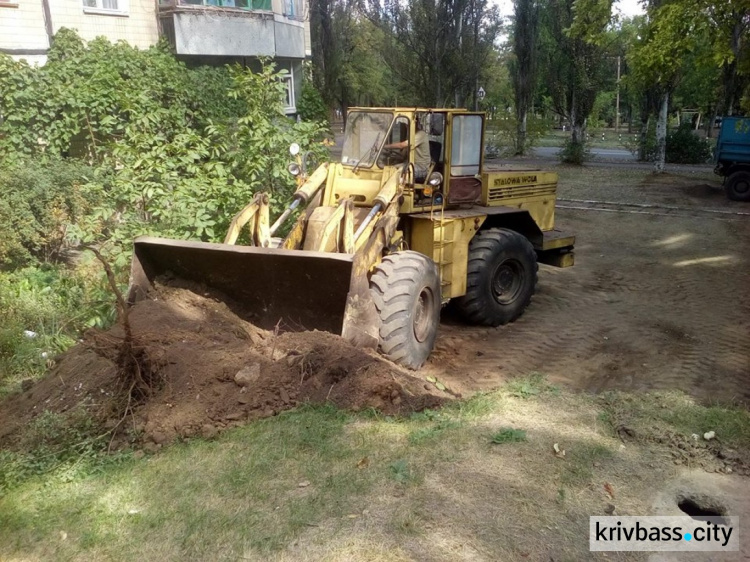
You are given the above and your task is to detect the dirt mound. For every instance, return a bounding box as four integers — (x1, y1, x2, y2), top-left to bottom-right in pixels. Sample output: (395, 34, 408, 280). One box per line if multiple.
(0, 286, 446, 451)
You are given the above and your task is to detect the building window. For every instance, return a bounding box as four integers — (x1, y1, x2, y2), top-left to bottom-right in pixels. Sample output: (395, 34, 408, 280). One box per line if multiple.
(283, 0, 304, 20)
(279, 72, 295, 114)
(83, 0, 128, 13)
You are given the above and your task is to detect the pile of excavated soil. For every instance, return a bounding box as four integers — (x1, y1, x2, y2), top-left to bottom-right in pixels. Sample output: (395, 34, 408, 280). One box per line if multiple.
(0, 285, 447, 451)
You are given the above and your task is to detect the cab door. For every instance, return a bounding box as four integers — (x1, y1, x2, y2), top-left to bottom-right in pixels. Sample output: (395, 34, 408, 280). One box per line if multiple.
(445, 112, 485, 204)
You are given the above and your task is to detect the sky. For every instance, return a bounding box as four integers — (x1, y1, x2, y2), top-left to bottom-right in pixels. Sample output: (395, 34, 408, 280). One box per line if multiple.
(494, 0, 644, 19)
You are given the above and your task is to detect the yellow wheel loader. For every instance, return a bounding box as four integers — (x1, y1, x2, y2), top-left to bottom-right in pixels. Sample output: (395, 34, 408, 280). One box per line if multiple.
(128, 108, 575, 369)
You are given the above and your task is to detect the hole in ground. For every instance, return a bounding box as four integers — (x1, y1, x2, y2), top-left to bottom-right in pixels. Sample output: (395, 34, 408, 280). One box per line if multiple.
(677, 495, 729, 525)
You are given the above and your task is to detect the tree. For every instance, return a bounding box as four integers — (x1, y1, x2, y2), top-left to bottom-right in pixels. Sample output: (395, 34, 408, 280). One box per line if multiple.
(363, 0, 502, 107)
(309, 0, 395, 117)
(510, 0, 539, 155)
(539, 0, 614, 163)
(704, 0, 750, 134)
(628, 0, 706, 172)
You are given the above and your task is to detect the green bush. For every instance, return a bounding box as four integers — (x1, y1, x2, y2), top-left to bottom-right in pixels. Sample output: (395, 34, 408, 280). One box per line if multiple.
(624, 120, 658, 162)
(559, 138, 589, 164)
(297, 81, 329, 123)
(486, 115, 551, 156)
(0, 159, 99, 269)
(666, 123, 712, 164)
(0, 264, 115, 395)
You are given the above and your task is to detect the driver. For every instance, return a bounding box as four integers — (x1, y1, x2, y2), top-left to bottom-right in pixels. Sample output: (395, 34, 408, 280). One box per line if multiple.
(384, 120, 431, 180)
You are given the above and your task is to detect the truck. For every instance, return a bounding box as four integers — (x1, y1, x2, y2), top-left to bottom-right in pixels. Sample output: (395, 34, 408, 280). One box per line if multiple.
(714, 116, 750, 202)
(128, 108, 575, 368)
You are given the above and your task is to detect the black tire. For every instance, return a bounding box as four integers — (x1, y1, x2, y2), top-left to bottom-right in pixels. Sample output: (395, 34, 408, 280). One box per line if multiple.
(726, 171, 750, 202)
(370, 251, 441, 369)
(454, 228, 538, 326)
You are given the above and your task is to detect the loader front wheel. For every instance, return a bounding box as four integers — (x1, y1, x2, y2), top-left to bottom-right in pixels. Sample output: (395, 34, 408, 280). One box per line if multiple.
(370, 251, 441, 369)
(455, 228, 538, 326)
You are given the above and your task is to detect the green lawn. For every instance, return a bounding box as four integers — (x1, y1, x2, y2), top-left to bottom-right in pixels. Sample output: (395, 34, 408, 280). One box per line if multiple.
(2, 376, 748, 562)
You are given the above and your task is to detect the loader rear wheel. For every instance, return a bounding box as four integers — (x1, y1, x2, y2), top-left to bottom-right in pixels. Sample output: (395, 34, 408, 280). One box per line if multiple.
(455, 228, 538, 326)
(726, 171, 750, 202)
(370, 251, 441, 369)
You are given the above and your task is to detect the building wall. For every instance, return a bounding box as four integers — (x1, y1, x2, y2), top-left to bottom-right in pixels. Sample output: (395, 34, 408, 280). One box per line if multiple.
(0, 0, 158, 64)
(0, 0, 50, 62)
(51, 0, 159, 48)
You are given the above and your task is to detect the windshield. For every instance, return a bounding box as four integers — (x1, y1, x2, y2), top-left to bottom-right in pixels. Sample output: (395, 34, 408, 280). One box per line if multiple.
(341, 112, 393, 169)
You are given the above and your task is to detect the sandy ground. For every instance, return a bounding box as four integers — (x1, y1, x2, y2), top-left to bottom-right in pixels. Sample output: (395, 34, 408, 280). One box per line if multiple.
(423, 167, 750, 406)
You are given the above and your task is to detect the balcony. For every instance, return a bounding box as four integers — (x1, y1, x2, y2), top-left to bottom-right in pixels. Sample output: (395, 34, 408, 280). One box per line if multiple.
(158, 0, 306, 59)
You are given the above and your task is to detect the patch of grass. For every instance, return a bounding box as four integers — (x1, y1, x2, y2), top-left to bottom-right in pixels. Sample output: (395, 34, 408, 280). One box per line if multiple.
(3, 388, 729, 561)
(0, 405, 123, 494)
(388, 459, 414, 484)
(390, 509, 424, 536)
(490, 427, 527, 444)
(441, 390, 499, 419)
(558, 442, 614, 486)
(505, 372, 558, 399)
(407, 418, 461, 444)
(599, 391, 750, 449)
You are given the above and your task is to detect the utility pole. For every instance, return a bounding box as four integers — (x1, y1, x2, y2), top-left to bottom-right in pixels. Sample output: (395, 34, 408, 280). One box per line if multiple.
(615, 55, 621, 132)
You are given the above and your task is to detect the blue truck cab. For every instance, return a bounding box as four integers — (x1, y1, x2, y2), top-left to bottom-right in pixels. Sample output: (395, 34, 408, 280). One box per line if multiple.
(715, 117, 750, 201)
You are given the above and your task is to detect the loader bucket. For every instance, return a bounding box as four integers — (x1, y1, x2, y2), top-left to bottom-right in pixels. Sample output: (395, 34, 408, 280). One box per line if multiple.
(128, 236, 379, 347)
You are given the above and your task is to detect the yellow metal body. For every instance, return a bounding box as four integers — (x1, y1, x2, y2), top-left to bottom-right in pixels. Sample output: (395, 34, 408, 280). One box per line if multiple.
(482, 170, 558, 231)
(129, 107, 574, 351)
(289, 107, 575, 301)
(408, 212, 486, 300)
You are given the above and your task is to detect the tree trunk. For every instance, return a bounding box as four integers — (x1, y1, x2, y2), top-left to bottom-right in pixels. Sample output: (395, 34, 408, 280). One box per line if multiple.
(572, 123, 583, 145)
(654, 91, 668, 173)
(639, 114, 650, 161)
(516, 110, 527, 155)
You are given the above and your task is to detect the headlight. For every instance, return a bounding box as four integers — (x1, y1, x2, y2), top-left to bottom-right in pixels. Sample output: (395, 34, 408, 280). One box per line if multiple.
(287, 162, 301, 176)
(289, 143, 300, 156)
(427, 171, 443, 187)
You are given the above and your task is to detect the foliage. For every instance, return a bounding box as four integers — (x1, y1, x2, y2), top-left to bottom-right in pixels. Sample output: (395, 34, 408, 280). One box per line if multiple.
(0, 407, 125, 493)
(666, 124, 712, 164)
(538, 0, 614, 159)
(510, 0, 540, 155)
(0, 159, 99, 269)
(0, 30, 328, 396)
(590, 91, 616, 127)
(297, 81, 329, 123)
(559, 136, 590, 164)
(0, 30, 206, 163)
(310, 0, 397, 110)
(68, 61, 328, 264)
(0, 264, 115, 395)
(487, 115, 550, 155)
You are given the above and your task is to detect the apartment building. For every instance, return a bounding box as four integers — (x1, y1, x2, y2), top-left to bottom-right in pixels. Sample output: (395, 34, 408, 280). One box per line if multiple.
(0, 0, 309, 113)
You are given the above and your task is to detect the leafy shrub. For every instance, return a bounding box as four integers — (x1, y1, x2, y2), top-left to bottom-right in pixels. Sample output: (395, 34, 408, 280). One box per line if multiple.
(0, 264, 115, 394)
(71, 61, 329, 260)
(666, 124, 712, 164)
(486, 115, 551, 156)
(297, 81, 329, 123)
(559, 138, 589, 164)
(0, 30, 200, 163)
(0, 158, 99, 269)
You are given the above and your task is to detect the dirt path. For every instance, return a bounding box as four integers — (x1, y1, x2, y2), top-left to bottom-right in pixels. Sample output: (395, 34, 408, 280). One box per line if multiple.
(423, 170, 750, 405)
